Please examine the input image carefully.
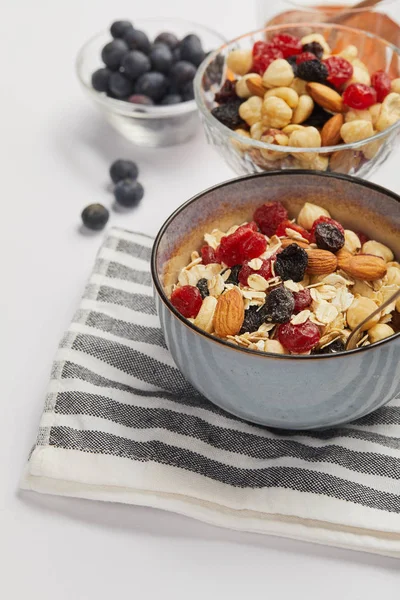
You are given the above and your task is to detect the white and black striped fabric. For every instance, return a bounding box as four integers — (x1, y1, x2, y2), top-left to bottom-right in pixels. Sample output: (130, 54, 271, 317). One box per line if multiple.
(22, 228, 400, 557)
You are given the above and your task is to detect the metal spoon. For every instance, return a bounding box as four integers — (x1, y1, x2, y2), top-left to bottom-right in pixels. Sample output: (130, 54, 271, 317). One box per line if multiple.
(345, 287, 400, 350)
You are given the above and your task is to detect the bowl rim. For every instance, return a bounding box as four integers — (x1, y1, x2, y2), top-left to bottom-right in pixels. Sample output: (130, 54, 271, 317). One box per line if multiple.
(75, 16, 227, 118)
(151, 170, 400, 360)
(194, 22, 400, 154)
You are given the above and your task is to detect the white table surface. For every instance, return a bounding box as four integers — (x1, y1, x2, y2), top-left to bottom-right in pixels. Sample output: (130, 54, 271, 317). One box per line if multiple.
(2, 0, 400, 597)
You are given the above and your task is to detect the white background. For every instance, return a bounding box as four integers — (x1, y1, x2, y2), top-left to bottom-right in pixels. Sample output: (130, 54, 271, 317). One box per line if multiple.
(2, 0, 400, 598)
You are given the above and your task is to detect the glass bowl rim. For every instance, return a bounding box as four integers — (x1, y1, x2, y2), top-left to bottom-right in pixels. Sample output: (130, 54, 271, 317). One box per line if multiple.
(194, 22, 400, 154)
(151, 170, 400, 360)
(285, 0, 396, 13)
(75, 16, 227, 118)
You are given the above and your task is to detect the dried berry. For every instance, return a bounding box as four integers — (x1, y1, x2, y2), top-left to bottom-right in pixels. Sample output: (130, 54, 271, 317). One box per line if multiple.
(274, 243, 308, 282)
(297, 59, 328, 83)
(323, 56, 353, 88)
(275, 220, 311, 241)
(264, 286, 295, 323)
(314, 222, 345, 253)
(215, 79, 238, 104)
(240, 305, 267, 334)
(238, 258, 272, 286)
(218, 225, 267, 266)
(278, 320, 321, 353)
(293, 288, 312, 313)
(371, 69, 391, 103)
(201, 245, 218, 265)
(310, 216, 344, 241)
(303, 104, 332, 127)
(253, 201, 288, 236)
(222, 264, 242, 285)
(312, 338, 345, 354)
(302, 41, 324, 59)
(343, 83, 377, 109)
(270, 33, 302, 58)
(211, 99, 244, 129)
(170, 285, 202, 318)
(296, 52, 317, 65)
(357, 231, 369, 246)
(285, 55, 298, 75)
(252, 41, 284, 75)
(196, 278, 209, 299)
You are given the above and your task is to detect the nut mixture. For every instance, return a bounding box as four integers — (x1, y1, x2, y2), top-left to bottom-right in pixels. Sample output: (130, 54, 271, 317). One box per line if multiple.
(211, 32, 400, 172)
(168, 200, 399, 355)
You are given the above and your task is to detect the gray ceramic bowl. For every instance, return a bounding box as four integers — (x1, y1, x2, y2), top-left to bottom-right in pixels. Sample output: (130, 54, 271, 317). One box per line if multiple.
(151, 172, 400, 430)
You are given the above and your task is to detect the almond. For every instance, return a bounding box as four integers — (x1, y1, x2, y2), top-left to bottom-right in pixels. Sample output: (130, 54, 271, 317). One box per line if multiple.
(336, 248, 352, 271)
(321, 113, 344, 146)
(213, 287, 244, 337)
(306, 82, 345, 113)
(339, 253, 387, 281)
(280, 238, 309, 249)
(306, 248, 338, 275)
(246, 76, 266, 98)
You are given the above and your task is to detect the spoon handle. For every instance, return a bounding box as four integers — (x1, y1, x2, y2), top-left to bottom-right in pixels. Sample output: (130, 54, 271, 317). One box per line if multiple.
(328, 0, 384, 23)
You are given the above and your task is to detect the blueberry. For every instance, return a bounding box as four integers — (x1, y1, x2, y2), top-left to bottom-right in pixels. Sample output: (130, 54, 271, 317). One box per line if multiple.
(285, 55, 298, 76)
(110, 159, 139, 184)
(110, 20, 134, 39)
(170, 61, 196, 86)
(180, 80, 194, 101)
(297, 59, 328, 83)
(128, 94, 154, 105)
(134, 71, 168, 102)
(264, 287, 295, 324)
(154, 31, 179, 49)
(121, 50, 151, 80)
(221, 265, 241, 285)
(302, 41, 324, 60)
(160, 94, 182, 105)
(312, 339, 345, 355)
(124, 29, 151, 54)
(101, 39, 128, 70)
(179, 33, 205, 67)
(240, 305, 266, 334)
(314, 223, 345, 253)
(196, 278, 209, 299)
(275, 244, 308, 282)
(91, 67, 112, 92)
(172, 46, 181, 62)
(108, 72, 135, 98)
(149, 43, 173, 73)
(114, 179, 144, 207)
(81, 204, 109, 231)
(303, 104, 332, 127)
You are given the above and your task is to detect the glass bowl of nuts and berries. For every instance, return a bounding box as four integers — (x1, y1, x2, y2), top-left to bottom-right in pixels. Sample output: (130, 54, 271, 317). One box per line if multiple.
(152, 170, 400, 429)
(194, 23, 400, 177)
(76, 18, 226, 147)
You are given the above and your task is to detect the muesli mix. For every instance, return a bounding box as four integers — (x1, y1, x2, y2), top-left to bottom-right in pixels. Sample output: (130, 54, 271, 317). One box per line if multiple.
(210, 32, 400, 171)
(168, 201, 400, 355)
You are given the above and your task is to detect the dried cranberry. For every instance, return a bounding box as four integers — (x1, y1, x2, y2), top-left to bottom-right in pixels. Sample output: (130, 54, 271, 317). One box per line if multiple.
(252, 42, 284, 75)
(296, 52, 317, 65)
(274, 243, 308, 282)
(277, 320, 321, 353)
(357, 231, 369, 245)
(211, 99, 244, 129)
(323, 56, 353, 88)
(275, 220, 311, 241)
(201, 245, 218, 265)
(238, 258, 272, 286)
(253, 201, 288, 236)
(293, 288, 312, 313)
(302, 41, 324, 59)
(241, 232, 268, 261)
(310, 216, 344, 242)
(218, 226, 267, 267)
(343, 83, 377, 109)
(196, 278, 209, 299)
(170, 285, 203, 318)
(371, 69, 391, 103)
(214, 79, 238, 104)
(314, 222, 345, 253)
(270, 33, 302, 58)
(264, 286, 295, 324)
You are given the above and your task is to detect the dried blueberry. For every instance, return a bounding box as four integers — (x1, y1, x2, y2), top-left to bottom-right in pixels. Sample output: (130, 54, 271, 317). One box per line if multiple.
(121, 50, 151, 80)
(240, 305, 266, 334)
(297, 59, 328, 83)
(160, 94, 182, 105)
(101, 39, 128, 70)
(303, 104, 332, 127)
(110, 20, 134, 39)
(124, 29, 151, 54)
(170, 61, 197, 85)
(314, 222, 345, 253)
(149, 43, 173, 74)
(222, 264, 242, 285)
(211, 99, 244, 129)
(312, 339, 345, 354)
(179, 33, 205, 67)
(302, 41, 324, 60)
(81, 203, 109, 231)
(264, 287, 295, 324)
(285, 55, 298, 76)
(108, 72, 135, 98)
(91, 68, 112, 92)
(214, 79, 238, 104)
(154, 32, 179, 49)
(134, 72, 168, 102)
(114, 179, 144, 207)
(196, 278, 209, 299)
(275, 244, 308, 282)
(110, 159, 139, 184)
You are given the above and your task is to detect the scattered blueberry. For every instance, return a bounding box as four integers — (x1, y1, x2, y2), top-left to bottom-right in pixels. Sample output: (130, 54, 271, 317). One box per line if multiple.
(124, 29, 151, 54)
(101, 39, 128, 70)
(128, 94, 154, 105)
(110, 159, 139, 184)
(134, 71, 168, 102)
(91, 67, 112, 92)
(297, 59, 328, 83)
(302, 41, 324, 60)
(81, 204, 109, 231)
(149, 43, 173, 73)
(154, 31, 179, 49)
(179, 34, 205, 67)
(160, 94, 182, 105)
(108, 72, 135, 98)
(110, 20, 134, 39)
(114, 179, 144, 207)
(122, 50, 151, 80)
(170, 60, 197, 86)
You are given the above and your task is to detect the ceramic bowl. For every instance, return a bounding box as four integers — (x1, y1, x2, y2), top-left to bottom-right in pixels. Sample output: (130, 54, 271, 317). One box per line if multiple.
(151, 171, 400, 429)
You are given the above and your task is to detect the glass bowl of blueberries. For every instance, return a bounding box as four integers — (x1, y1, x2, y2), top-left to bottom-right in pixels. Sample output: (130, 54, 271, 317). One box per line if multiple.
(76, 18, 226, 147)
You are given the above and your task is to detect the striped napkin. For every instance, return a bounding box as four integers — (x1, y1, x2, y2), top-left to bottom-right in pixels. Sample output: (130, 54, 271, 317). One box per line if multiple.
(22, 228, 400, 558)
